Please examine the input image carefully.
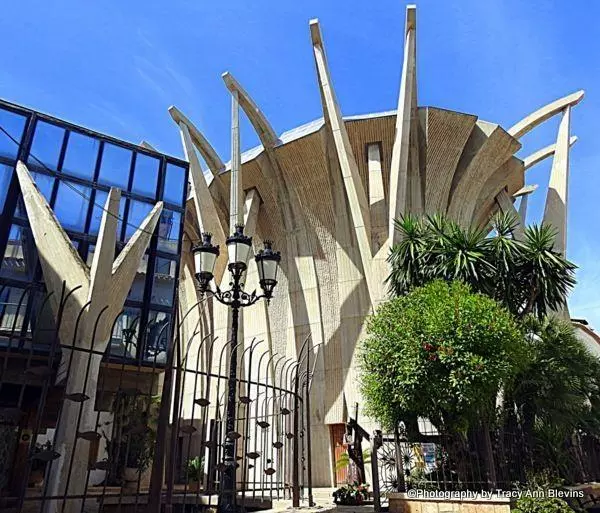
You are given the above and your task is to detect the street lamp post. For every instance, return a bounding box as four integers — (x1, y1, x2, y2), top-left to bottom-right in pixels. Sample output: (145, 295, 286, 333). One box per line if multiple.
(192, 225, 281, 513)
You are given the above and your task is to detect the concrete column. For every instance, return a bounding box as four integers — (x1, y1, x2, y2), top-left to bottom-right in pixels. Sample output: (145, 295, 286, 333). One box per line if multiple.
(16, 162, 162, 513)
(543, 106, 571, 256)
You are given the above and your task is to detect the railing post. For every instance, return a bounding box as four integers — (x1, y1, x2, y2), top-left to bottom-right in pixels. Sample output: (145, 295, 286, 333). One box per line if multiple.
(292, 374, 300, 507)
(148, 305, 179, 513)
(371, 430, 382, 513)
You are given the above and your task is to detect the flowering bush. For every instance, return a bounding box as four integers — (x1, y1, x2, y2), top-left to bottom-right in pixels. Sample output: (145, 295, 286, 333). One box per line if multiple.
(360, 280, 526, 432)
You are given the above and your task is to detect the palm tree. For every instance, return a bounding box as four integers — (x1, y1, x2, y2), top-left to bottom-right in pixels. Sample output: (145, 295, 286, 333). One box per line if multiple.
(508, 316, 600, 482)
(387, 212, 576, 318)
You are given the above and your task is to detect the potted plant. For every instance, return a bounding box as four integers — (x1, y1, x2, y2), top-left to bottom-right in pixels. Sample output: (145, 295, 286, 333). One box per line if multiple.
(184, 456, 204, 492)
(120, 428, 155, 489)
(102, 393, 159, 489)
(332, 481, 370, 505)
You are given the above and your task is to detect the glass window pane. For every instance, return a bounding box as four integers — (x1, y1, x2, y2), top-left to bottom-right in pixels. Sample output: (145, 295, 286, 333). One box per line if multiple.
(98, 143, 131, 189)
(109, 307, 141, 360)
(132, 153, 159, 198)
(89, 190, 125, 236)
(0, 286, 30, 340)
(163, 163, 186, 205)
(144, 310, 170, 364)
(15, 171, 55, 219)
(127, 253, 148, 302)
(28, 121, 65, 171)
(0, 225, 36, 282)
(125, 200, 153, 242)
(0, 108, 27, 161)
(62, 131, 99, 180)
(0, 164, 13, 212)
(157, 210, 181, 254)
(151, 258, 176, 307)
(54, 181, 90, 232)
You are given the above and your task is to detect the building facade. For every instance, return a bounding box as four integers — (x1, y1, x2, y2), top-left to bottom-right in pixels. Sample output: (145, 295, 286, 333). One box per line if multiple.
(0, 98, 188, 364)
(0, 3, 584, 502)
(171, 6, 582, 487)
(0, 98, 188, 498)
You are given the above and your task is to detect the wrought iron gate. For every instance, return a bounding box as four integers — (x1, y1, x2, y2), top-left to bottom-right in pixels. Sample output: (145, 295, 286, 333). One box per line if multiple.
(0, 284, 316, 512)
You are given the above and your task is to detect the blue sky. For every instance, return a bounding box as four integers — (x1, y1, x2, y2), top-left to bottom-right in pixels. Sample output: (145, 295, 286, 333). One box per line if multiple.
(1, 0, 599, 325)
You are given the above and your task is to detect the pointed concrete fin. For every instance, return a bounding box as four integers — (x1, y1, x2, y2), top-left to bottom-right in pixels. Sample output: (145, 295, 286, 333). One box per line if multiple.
(495, 189, 524, 239)
(310, 18, 378, 306)
(243, 188, 261, 236)
(140, 141, 156, 151)
(388, 4, 418, 243)
(179, 121, 227, 237)
(112, 201, 163, 298)
(88, 187, 120, 304)
(543, 106, 571, 255)
(523, 136, 578, 170)
(508, 90, 584, 140)
(230, 90, 243, 230)
(222, 72, 279, 149)
(15, 161, 89, 294)
(513, 184, 539, 198)
(169, 105, 226, 176)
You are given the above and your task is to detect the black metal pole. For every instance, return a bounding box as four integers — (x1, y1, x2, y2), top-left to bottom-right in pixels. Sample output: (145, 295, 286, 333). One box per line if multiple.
(305, 346, 314, 507)
(220, 271, 241, 513)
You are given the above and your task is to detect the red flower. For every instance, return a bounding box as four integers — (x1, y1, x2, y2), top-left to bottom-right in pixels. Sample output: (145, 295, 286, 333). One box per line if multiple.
(427, 354, 438, 361)
(423, 343, 435, 352)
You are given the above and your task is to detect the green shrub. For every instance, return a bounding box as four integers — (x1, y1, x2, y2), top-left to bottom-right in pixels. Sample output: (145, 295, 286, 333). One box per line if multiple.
(360, 280, 526, 432)
(512, 495, 572, 513)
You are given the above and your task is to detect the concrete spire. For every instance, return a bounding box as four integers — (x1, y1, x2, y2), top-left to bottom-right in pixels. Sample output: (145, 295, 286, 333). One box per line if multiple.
(513, 184, 538, 225)
(16, 161, 163, 513)
(230, 90, 243, 231)
(388, 5, 418, 244)
(543, 106, 572, 256)
(310, 18, 379, 306)
(495, 189, 524, 239)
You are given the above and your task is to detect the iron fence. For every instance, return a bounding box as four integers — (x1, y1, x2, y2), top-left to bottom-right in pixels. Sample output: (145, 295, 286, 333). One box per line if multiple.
(0, 283, 315, 512)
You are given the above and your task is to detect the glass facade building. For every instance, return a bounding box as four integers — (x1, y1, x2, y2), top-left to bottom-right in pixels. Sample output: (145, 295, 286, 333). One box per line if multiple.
(0, 98, 189, 365)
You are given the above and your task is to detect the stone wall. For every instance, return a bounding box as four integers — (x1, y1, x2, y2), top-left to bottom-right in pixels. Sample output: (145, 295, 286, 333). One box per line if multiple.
(389, 493, 512, 513)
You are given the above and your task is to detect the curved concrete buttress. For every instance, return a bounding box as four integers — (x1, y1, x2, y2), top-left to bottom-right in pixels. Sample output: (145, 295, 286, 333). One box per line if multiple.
(168, 105, 229, 214)
(221, 72, 326, 365)
(508, 90, 584, 140)
(523, 136, 578, 170)
(178, 121, 228, 283)
(472, 156, 524, 230)
(422, 107, 477, 214)
(222, 72, 280, 149)
(448, 121, 521, 227)
(310, 18, 380, 307)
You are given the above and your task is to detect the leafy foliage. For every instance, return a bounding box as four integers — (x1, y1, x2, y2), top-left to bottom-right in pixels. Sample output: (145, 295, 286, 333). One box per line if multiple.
(360, 280, 526, 431)
(387, 212, 576, 319)
(335, 450, 371, 472)
(185, 456, 205, 483)
(512, 496, 573, 513)
(332, 482, 370, 505)
(507, 317, 600, 480)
